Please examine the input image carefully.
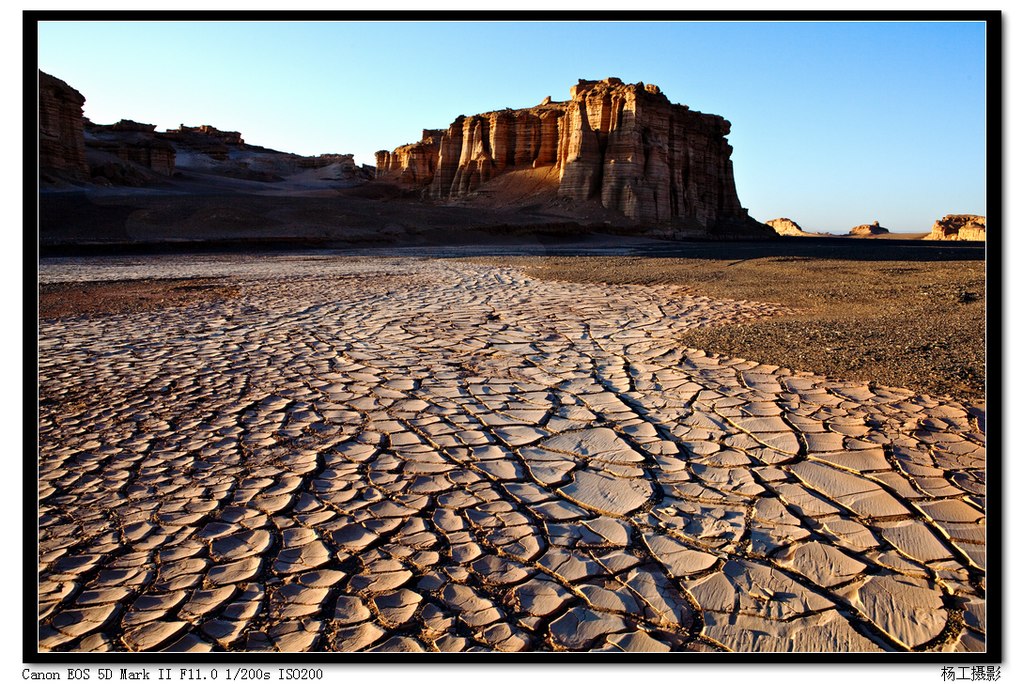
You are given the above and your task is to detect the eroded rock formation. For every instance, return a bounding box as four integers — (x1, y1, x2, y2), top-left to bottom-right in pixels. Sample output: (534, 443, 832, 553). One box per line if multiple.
(849, 221, 890, 236)
(928, 214, 986, 241)
(377, 78, 765, 235)
(375, 130, 444, 185)
(86, 119, 177, 178)
(39, 71, 88, 179)
(39, 72, 377, 198)
(427, 106, 565, 199)
(766, 218, 811, 237)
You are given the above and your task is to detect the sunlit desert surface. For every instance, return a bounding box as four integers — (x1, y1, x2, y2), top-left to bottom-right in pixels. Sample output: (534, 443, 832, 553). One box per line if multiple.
(37, 252, 985, 653)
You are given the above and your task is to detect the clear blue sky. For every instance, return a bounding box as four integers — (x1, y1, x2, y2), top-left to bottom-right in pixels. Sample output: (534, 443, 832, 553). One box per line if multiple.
(36, 19, 988, 233)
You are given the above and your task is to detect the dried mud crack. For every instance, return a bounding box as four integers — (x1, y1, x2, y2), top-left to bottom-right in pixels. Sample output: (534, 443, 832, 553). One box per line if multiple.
(37, 255, 986, 653)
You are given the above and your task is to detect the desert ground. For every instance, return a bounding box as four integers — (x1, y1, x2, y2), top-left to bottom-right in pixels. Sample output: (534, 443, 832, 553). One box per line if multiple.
(482, 248, 985, 403)
(36, 243, 986, 653)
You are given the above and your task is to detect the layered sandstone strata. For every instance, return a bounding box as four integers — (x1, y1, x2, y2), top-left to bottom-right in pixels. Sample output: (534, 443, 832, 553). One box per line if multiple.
(928, 214, 986, 241)
(375, 130, 444, 185)
(161, 124, 244, 160)
(40, 73, 377, 189)
(39, 71, 89, 179)
(427, 106, 565, 199)
(377, 78, 763, 234)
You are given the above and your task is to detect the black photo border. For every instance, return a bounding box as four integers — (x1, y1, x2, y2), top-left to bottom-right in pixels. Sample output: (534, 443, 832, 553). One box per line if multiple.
(23, 8, 1004, 666)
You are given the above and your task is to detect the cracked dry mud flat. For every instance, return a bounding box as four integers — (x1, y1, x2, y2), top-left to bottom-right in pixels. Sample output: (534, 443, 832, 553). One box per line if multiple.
(37, 255, 986, 653)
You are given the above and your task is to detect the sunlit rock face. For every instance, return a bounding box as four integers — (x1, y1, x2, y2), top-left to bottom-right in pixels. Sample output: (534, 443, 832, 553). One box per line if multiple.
(430, 107, 565, 198)
(928, 214, 986, 241)
(375, 129, 444, 186)
(378, 78, 766, 236)
(766, 218, 811, 237)
(555, 78, 745, 227)
(848, 221, 890, 236)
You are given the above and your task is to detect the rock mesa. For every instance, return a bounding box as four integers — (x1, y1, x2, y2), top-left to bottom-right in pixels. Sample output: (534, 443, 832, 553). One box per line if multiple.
(377, 77, 766, 236)
(848, 221, 890, 236)
(927, 214, 985, 241)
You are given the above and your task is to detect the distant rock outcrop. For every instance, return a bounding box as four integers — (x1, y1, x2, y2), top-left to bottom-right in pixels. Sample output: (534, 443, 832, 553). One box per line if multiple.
(299, 153, 358, 170)
(927, 214, 986, 241)
(377, 77, 768, 237)
(766, 217, 813, 237)
(848, 221, 890, 236)
(39, 71, 89, 180)
(161, 124, 244, 161)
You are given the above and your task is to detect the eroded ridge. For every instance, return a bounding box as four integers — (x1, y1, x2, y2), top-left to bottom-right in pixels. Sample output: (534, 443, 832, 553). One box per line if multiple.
(37, 256, 986, 653)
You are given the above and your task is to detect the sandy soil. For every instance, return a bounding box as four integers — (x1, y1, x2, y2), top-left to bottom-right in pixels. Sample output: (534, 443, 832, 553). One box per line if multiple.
(36, 254, 986, 654)
(480, 255, 985, 404)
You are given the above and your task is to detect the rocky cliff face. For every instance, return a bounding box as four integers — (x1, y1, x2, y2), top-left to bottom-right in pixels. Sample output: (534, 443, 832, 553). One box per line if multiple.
(38, 69, 179, 184)
(928, 214, 986, 241)
(557, 79, 747, 227)
(427, 107, 565, 199)
(39, 71, 89, 179)
(376, 130, 444, 185)
(378, 78, 765, 236)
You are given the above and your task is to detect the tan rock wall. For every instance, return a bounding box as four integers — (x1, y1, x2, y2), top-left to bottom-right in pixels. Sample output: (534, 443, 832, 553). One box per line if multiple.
(554, 80, 749, 226)
(849, 221, 889, 236)
(377, 131, 442, 186)
(426, 108, 565, 199)
(928, 214, 986, 241)
(958, 224, 986, 241)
